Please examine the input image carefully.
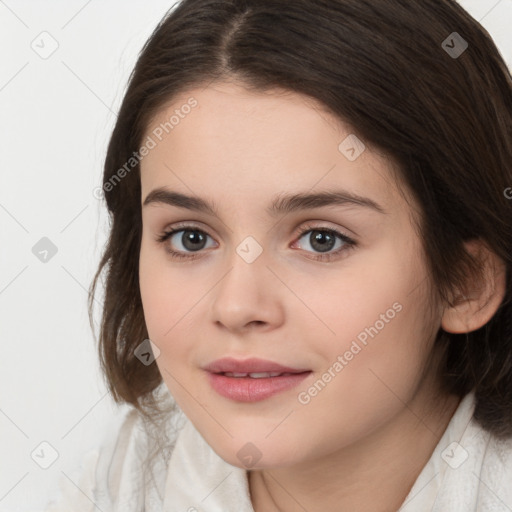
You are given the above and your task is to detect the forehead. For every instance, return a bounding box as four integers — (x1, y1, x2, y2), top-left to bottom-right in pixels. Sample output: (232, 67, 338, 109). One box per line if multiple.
(140, 81, 412, 217)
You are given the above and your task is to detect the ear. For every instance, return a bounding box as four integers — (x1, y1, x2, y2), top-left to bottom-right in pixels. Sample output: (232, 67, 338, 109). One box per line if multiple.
(441, 239, 507, 334)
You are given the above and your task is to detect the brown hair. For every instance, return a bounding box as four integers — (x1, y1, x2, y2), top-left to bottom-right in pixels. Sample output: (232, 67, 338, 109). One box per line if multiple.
(89, 0, 512, 438)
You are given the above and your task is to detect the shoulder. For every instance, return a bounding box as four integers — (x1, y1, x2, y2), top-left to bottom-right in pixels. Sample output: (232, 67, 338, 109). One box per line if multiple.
(42, 407, 139, 512)
(478, 431, 512, 509)
(447, 392, 512, 509)
(462, 393, 512, 508)
(44, 385, 185, 512)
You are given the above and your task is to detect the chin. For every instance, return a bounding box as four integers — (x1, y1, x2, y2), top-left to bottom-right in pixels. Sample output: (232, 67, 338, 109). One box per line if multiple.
(206, 434, 300, 471)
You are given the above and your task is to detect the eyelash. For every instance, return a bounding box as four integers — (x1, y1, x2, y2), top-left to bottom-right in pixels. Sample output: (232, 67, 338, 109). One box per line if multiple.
(155, 223, 356, 262)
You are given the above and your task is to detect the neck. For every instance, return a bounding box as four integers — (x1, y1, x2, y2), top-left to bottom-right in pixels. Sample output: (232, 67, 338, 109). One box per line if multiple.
(249, 384, 461, 512)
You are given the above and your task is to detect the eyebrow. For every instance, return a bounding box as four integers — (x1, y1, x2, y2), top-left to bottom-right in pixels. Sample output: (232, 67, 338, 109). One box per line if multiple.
(142, 187, 387, 216)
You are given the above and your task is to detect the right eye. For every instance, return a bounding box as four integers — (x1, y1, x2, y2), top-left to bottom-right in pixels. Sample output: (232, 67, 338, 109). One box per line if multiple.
(157, 226, 217, 260)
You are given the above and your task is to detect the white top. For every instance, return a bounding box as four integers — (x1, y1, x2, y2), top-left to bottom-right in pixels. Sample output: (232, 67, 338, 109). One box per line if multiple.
(44, 385, 512, 511)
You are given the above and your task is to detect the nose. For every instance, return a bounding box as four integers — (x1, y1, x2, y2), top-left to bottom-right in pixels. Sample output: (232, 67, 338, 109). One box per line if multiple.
(210, 248, 285, 334)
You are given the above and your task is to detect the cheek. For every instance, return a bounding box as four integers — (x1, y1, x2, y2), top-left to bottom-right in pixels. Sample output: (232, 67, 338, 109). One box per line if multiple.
(289, 278, 435, 455)
(139, 239, 211, 376)
(139, 253, 194, 407)
(139, 239, 184, 340)
(306, 241, 435, 387)
(139, 245, 164, 334)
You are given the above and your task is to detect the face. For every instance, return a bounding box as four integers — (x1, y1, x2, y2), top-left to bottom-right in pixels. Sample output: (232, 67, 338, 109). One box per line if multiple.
(138, 80, 442, 470)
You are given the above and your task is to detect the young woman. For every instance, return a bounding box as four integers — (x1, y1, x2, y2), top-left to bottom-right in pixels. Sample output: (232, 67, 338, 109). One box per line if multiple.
(45, 0, 512, 510)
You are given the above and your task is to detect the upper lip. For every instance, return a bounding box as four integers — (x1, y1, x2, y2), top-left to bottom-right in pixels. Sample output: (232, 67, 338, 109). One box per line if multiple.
(204, 357, 310, 374)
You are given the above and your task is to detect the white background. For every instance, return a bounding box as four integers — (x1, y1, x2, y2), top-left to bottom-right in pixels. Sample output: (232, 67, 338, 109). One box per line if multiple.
(1, 1, 511, 510)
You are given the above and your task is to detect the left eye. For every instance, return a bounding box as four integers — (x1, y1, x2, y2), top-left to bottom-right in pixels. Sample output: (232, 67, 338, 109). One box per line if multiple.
(294, 228, 353, 255)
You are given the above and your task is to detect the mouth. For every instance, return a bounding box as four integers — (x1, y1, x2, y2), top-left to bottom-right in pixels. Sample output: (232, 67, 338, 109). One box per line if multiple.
(203, 357, 312, 402)
(203, 356, 311, 375)
(219, 371, 304, 378)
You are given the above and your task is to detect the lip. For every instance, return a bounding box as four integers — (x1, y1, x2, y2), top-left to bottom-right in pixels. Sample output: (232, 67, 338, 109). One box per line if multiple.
(203, 357, 312, 402)
(203, 357, 310, 374)
(206, 372, 311, 402)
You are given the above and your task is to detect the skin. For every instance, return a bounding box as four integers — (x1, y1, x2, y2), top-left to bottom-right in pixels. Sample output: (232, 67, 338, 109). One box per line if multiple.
(138, 80, 506, 511)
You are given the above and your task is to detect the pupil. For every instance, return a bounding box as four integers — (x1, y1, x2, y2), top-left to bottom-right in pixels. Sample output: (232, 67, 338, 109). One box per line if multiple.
(310, 231, 335, 253)
(182, 230, 206, 251)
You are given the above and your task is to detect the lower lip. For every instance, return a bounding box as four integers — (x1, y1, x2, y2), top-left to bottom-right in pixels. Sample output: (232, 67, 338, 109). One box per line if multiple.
(207, 371, 312, 402)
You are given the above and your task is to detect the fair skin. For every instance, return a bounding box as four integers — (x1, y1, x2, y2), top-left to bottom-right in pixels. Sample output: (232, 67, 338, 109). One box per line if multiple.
(138, 80, 506, 511)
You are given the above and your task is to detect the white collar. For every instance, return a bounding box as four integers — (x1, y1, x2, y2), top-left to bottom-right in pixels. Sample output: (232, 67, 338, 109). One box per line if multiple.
(159, 391, 512, 511)
(399, 391, 480, 510)
(163, 414, 254, 511)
